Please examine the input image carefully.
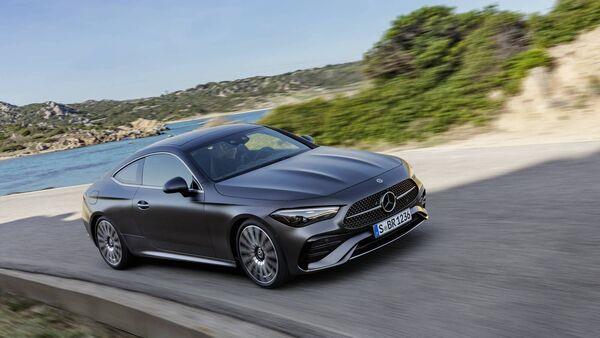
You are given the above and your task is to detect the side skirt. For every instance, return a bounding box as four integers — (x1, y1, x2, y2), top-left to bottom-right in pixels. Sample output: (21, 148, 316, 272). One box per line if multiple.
(138, 250, 237, 268)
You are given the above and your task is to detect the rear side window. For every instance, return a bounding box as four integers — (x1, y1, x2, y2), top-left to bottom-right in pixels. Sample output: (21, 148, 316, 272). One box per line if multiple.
(142, 154, 193, 187)
(113, 159, 143, 185)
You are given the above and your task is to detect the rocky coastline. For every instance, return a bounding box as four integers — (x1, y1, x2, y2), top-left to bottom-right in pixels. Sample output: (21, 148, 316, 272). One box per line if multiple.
(0, 118, 166, 160)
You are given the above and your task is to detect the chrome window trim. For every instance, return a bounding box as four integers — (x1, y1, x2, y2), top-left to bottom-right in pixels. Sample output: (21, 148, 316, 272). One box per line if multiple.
(112, 151, 204, 193)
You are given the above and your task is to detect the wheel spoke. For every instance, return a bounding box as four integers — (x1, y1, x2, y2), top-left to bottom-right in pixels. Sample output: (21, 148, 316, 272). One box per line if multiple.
(242, 231, 252, 246)
(265, 258, 276, 270)
(259, 264, 267, 281)
(264, 241, 275, 253)
(259, 232, 267, 247)
(249, 227, 258, 246)
(241, 254, 253, 265)
(239, 244, 252, 254)
(249, 260, 258, 275)
(97, 223, 104, 238)
(239, 236, 251, 249)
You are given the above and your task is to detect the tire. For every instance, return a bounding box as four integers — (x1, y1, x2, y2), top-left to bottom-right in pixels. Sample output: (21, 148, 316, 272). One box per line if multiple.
(95, 217, 132, 270)
(236, 220, 289, 288)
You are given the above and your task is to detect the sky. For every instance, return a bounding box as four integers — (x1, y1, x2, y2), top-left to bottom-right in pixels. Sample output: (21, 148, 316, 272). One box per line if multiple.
(1, 0, 555, 105)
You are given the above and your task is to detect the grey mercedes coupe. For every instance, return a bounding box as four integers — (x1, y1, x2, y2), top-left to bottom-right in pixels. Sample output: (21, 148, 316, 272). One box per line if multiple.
(82, 124, 428, 287)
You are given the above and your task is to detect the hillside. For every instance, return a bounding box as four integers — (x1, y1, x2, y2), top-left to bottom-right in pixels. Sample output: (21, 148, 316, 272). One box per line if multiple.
(261, 0, 600, 147)
(0, 62, 364, 157)
(444, 26, 600, 147)
(69, 62, 363, 125)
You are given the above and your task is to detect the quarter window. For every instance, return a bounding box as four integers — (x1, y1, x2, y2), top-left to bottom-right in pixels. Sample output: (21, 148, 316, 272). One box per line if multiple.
(113, 159, 142, 185)
(142, 154, 193, 188)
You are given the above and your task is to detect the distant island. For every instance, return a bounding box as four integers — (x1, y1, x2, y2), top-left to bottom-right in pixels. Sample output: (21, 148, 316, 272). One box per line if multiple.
(0, 62, 364, 159)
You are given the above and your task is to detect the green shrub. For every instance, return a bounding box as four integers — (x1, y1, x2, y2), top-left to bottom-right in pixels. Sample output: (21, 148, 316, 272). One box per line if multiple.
(0, 143, 26, 152)
(494, 49, 553, 94)
(531, 0, 600, 47)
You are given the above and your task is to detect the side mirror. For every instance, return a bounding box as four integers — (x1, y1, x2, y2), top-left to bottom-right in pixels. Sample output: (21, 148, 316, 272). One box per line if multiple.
(163, 177, 190, 195)
(301, 135, 315, 143)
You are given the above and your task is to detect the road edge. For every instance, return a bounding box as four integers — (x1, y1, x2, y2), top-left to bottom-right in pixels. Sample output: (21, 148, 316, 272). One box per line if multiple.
(0, 268, 289, 338)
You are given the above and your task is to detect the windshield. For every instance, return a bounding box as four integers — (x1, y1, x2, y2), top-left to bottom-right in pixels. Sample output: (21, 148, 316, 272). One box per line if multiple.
(189, 127, 310, 181)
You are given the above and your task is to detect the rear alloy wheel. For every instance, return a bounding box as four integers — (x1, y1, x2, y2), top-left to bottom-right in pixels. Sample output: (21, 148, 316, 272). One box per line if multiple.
(96, 217, 131, 269)
(237, 222, 288, 288)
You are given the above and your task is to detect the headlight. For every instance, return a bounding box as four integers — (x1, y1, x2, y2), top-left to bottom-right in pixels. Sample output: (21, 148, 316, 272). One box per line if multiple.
(270, 207, 340, 227)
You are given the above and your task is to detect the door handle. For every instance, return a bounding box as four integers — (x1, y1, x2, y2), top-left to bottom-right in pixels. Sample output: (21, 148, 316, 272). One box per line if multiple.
(137, 200, 150, 210)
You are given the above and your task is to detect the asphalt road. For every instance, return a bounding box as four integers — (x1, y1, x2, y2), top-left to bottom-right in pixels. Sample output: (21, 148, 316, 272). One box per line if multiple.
(1, 141, 599, 337)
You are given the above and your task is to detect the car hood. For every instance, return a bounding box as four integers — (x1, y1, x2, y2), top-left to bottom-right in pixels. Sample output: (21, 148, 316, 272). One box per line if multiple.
(214, 146, 403, 200)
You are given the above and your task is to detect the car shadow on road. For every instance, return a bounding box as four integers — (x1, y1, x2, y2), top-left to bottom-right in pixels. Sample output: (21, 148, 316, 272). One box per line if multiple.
(136, 255, 241, 276)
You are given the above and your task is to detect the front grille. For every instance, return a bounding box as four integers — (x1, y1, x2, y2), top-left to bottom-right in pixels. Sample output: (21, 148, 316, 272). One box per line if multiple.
(343, 179, 418, 229)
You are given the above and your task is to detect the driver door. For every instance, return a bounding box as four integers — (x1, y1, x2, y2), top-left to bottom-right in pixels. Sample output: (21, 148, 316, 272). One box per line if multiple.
(132, 153, 213, 257)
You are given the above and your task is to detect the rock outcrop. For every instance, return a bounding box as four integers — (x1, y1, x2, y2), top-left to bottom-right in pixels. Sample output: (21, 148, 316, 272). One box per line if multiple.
(37, 101, 86, 122)
(0, 101, 18, 123)
(0, 101, 17, 113)
(3, 118, 166, 158)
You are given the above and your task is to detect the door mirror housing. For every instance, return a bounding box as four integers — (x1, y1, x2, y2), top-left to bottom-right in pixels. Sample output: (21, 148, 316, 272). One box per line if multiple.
(163, 177, 190, 195)
(300, 135, 315, 144)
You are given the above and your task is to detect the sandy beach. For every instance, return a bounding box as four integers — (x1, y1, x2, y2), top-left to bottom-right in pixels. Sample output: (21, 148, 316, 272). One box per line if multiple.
(165, 107, 274, 124)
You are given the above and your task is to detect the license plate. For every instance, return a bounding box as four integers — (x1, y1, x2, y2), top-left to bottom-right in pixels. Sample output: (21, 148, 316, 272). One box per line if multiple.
(373, 208, 412, 238)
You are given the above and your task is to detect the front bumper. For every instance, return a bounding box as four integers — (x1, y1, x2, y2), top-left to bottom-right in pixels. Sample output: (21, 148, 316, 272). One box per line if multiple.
(299, 205, 428, 272)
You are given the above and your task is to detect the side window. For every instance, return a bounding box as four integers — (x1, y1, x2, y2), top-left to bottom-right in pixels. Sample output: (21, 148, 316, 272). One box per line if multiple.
(142, 154, 194, 188)
(113, 159, 142, 185)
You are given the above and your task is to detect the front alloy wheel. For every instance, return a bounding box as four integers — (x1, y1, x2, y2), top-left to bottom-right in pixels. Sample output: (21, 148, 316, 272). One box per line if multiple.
(237, 222, 288, 288)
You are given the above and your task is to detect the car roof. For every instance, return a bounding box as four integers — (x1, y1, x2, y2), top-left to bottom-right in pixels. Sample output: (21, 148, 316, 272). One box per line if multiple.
(149, 123, 261, 148)
(110, 123, 263, 176)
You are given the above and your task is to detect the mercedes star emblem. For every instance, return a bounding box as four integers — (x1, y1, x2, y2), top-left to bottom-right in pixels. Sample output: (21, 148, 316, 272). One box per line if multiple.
(380, 191, 397, 213)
